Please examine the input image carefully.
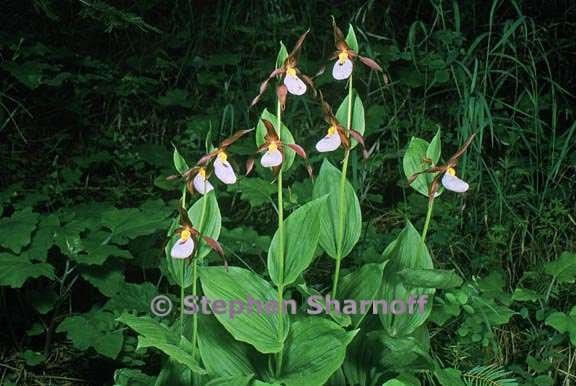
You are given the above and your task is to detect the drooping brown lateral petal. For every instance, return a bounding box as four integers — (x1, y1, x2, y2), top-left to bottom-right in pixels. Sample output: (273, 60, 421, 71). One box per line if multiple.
(251, 68, 284, 107)
(261, 119, 280, 141)
(197, 150, 219, 166)
(300, 73, 317, 97)
(359, 55, 383, 72)
(219, 128, 254, 148)
(287, 29, 310, 63)
(349, 129, 369, 159)
(202, 235, 225, 257)
(428, 174, 442, 204)
(182, 166, 200, 179)
(336, 125, 351, 149)
(276, 84, 287, 111)
(407, 166, 445, 186)
(246, 158, 255, 175)
(178, 206, 193, 229)
(286, 143, 307, 159)
(186, 178, 195, 194)
(447, 133, 477, 165)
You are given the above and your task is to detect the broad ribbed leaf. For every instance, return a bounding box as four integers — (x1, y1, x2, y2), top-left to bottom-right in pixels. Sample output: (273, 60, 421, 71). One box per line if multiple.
(335, 90, 365, 149)
(379, 222, 434, 336)
(339, 262, 388, 327)
(117, 313, 205, 374)
(199, 266, 287, 354)
(197, 314, 259, 377)
(312, 160, 362, 260)
(256, 109, 296, 172)
(276, 318, 357, 386)
(268, 196, 327, 286)
(205, 375, 253, 386)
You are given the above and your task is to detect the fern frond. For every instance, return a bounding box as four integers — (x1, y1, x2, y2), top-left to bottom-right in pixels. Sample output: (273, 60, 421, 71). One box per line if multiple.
(463, 365, 518, 386)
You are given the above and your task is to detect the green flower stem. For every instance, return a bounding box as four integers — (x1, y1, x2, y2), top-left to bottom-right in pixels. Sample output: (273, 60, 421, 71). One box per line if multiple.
(179, 185, 187, 337)
(275, 97, 285, 376)
(332, 72, 354, 299)
(191, 186, 209, 361)
(421, 197, 435, 242)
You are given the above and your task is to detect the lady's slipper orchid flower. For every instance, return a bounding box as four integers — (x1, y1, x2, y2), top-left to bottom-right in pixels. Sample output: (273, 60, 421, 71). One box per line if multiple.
(407, 133, 477, 202)
(246, 119, 309, 176)
(251, 30, 316, 110)
(315, 97, 368, 158)
(170, 207, 224, 259)
(178, 129, 252, 195)
(330, 20, 383, 80)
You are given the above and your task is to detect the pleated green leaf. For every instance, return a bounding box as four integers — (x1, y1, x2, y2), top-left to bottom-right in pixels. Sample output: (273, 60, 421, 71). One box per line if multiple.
(312, 160, 362, 260)
(268, 196, 327, 287)
(276, 318, 357, 386)
(379, 222, 435, 336)
(199, 266, 287, 354)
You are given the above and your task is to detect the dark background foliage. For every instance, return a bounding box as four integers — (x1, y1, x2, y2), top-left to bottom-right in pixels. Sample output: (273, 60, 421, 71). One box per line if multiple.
(0, 0, 574, 385)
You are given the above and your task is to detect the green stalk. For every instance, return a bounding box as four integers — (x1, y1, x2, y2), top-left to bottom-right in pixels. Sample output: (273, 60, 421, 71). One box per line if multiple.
(421, 197, 435, 242)
(332, 72, 354, 299)
(191, 186, 209, 361)
(275, 97, 285, 376)
(179, 185, 187, 337)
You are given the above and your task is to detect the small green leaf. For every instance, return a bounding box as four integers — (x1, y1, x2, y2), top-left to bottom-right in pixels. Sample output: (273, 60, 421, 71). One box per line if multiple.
(397, 268, 463, 289)
(172, 145, 189, 174)
(545, 306, 576, 345)
(345, 25, 359, 53)
(335, 90, 365, 149)
(268, 196, 327, 287)
(312, 160, 362, 260)
(403, 136, 442, 198)
(276, 42, 289, 69)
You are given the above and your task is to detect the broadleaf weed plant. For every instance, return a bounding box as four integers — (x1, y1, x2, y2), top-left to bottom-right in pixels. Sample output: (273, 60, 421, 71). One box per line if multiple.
(115, 21, 515, 386)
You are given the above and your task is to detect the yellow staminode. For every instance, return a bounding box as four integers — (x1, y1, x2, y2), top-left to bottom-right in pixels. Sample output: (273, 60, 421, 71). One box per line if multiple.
(180, 228, 191, 241)
(338, 50, 348, 64)
(327, 126, 336, 136)
(198, 167, 207, 177)
(447, 167, 456, 176)
(286, 67, 296, 77)
(218, 151, 228, 162)
(268, 142, 278, 152)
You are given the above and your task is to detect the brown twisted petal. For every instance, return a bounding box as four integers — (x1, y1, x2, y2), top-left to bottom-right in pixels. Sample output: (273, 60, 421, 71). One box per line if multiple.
(428, 174, 443, 204)
(251, 68, 284, 108)
(219, 128, 254, 148)
(197, 150, 219, 165)
(287, 29, 310, 63)
(359, 56, 383, 72)
(186, 178, 195, 194)
(300, 74, 317, 97)
(203, 235, 224, 257)
(332, 18, 349, 51)
(276, 84, 287, 111)
(447, 133, 477, 165)
(166, 174, 180, 181)
(407, 166, 445, 186)
(349, 129, 369, 159)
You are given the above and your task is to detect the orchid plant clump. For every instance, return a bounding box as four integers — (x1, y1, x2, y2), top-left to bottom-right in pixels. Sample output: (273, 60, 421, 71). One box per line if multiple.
(118, 20, 479, 386)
